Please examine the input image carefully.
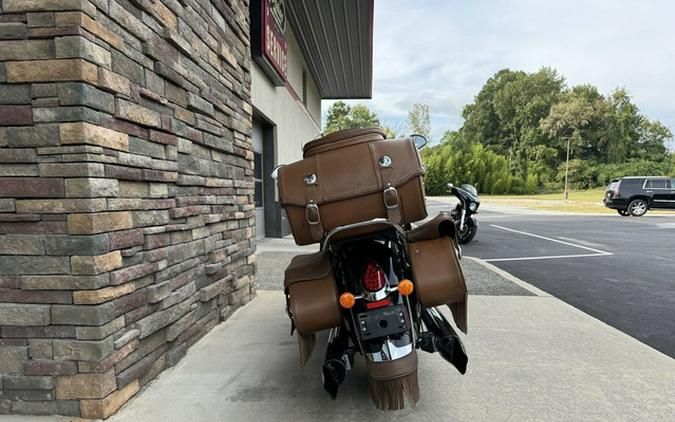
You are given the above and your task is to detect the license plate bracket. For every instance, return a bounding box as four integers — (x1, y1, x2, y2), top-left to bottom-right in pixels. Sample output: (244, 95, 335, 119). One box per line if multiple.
(357, 304, 408, 340)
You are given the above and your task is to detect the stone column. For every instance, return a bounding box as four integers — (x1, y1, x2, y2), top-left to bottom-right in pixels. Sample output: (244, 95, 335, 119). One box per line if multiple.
(0, 0, 254, 418)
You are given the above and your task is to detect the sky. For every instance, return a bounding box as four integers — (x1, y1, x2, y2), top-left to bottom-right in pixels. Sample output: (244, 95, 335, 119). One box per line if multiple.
(323, 0, 675, 148)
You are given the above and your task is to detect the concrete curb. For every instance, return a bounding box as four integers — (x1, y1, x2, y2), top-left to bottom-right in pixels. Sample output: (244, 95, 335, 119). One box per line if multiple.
(465, 256, 675, 360)
(464, 256, 551, 297)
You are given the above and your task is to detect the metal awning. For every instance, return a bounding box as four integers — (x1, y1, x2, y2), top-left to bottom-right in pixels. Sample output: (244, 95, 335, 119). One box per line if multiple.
(286, 0, 374, 99)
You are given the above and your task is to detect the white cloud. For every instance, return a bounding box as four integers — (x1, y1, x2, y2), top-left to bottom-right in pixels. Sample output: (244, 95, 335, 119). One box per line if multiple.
(324, 0, 675, 148)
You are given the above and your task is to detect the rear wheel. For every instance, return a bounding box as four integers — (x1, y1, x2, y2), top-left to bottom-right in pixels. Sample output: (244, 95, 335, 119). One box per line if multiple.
(617, 209, 630, 216)
(628, 199, 648, 217)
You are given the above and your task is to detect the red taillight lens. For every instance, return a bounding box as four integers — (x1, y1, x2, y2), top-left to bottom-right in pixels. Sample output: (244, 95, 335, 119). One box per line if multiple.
(362, 261, 386, 291)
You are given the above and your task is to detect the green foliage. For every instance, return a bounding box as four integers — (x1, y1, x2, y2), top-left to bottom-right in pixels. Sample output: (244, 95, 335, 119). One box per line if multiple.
(324, 101, 380, 134)
(422, 131, 514, 195)
(422, 67, 674, 195)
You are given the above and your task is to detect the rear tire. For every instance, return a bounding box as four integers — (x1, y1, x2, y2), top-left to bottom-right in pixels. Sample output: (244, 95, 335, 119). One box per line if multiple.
(617, 209, 629, 216)
(628, 199, 648, 217)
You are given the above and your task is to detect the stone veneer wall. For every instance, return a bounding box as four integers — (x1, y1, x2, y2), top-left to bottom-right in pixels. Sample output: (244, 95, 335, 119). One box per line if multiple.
(0, 0, 254, 418)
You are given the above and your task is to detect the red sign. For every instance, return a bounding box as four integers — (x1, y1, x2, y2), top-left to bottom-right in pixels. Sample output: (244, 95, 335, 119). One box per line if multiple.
(263, 0, 287, 81)
(252, 0, 287, 85)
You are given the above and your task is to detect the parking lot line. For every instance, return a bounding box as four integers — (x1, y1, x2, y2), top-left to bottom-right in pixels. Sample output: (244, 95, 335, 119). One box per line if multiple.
(484, 252, 610, 262)
(483, 224, 614, 262)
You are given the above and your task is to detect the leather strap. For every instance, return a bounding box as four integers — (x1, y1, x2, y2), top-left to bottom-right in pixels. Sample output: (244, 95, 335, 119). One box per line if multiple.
(383, 186, 402, 224)
(304, 176, 324, 241)
(380, 163, 402, 224)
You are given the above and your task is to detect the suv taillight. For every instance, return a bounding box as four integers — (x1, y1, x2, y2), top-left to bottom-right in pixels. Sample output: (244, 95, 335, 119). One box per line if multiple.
(362, 261, 386, 292)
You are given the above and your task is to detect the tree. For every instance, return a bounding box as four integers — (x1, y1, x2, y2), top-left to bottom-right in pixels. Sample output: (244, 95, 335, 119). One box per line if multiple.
(408, 103, 431, 139)
(324, 101, 380, 134)
(462, 67, 565, 162)
(637, 120, 671, 160)
(540, 95, 594, 198)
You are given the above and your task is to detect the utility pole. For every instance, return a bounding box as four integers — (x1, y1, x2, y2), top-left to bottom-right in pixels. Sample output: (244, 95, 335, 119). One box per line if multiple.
(563, 136, 571, 200)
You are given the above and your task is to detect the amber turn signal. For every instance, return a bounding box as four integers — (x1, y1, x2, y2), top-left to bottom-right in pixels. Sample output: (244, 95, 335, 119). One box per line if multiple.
(398, 279, 414, 296)
(339, 292, 356, 309)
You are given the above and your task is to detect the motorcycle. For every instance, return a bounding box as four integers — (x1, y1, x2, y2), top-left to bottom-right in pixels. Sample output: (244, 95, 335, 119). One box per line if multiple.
(276, 129, 469, 410)
(447, 183, 480, 244)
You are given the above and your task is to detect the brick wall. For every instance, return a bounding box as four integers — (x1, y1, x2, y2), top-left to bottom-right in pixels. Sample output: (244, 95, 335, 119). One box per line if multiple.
(0, 0, 254, 418)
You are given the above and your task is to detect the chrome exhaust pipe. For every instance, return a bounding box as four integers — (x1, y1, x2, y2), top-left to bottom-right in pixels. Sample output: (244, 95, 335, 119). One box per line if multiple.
(421, 307, 468, 374)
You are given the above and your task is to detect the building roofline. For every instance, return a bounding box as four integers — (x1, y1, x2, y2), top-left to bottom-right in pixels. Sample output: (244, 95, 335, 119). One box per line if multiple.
(287, 0, 374, 99)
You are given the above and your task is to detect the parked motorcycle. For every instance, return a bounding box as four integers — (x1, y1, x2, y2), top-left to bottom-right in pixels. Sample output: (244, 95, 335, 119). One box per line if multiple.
(447, 183, 480, 244)
(275, 128, 468, 410)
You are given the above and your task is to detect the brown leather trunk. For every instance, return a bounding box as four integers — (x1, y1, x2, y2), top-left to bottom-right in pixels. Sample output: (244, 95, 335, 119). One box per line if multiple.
(278, 128, 427, 245)
(406, 213, 468, 333)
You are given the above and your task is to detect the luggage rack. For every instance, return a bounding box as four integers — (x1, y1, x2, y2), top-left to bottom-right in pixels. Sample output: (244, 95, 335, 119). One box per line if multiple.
(322, 218, 405, 249)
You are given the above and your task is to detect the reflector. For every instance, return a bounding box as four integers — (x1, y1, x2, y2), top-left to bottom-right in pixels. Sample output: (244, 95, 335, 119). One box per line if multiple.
(366, 298, 392, 309)
(339, 292, 356, 309)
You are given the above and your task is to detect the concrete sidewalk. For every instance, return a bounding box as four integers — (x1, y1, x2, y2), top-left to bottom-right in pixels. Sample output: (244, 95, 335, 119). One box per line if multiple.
(111, 242, 674, 421)
(6, 241, 674, 421)
(105, 291, 674, 421)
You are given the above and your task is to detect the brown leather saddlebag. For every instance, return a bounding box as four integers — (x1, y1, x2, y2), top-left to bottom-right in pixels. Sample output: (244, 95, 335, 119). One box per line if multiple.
(406, 213, 468, 333)
(284, 250, 342, 366)
(278, 128, 427, 245)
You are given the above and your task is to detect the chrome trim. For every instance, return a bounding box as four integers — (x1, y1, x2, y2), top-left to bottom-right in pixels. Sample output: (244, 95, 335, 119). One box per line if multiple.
(366, 340, 414, 362)
(378, 155, 392, 167)
(305, 203, 320, 224)
(322, 218, 405, 249)
(383, 186, 400, 209)
(304, 173, 317, 185)
(362, 284, 398, 302)
(642, 178, 671, 189)
(362, 286, 389, 301)
(270, 164, 285, 179)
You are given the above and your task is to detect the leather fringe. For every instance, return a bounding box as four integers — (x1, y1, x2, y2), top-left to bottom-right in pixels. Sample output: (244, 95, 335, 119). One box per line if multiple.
(297, 333, 316, 368)
(369, 369, 420, 411)
(449, 293, 468, 334)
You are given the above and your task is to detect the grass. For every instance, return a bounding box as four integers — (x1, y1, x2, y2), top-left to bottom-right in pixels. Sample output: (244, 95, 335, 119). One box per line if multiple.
(434, 188, 613, 214)
(434, 188, 675, 215)
(480, 188, 607, 203)
(479, 188, 611, 213)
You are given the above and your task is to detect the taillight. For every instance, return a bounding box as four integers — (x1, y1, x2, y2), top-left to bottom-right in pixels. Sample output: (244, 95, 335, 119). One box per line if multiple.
(362, 261, 386, 291)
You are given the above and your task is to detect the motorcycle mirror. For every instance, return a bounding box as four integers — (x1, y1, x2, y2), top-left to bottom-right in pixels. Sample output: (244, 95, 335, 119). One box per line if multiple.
(271, 165, 285, 180)
(447, 182, 454, 189)
(410, 134, 428, 150)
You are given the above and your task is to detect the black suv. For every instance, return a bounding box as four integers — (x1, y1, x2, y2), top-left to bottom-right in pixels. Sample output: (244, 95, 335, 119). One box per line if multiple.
(604, 176, 675, 216)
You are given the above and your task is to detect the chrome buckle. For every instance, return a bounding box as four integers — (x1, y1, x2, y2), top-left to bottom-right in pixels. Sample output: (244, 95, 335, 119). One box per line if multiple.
(305, 203, 320, 225)
(383, 186, 399, 210)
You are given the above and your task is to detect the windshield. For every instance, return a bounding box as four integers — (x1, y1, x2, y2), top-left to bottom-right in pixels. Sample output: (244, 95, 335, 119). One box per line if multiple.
(460, 184, 478, 196)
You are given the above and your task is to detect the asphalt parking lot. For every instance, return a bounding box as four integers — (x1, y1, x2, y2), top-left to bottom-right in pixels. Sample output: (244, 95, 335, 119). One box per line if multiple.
(426, 201, 675, 358)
